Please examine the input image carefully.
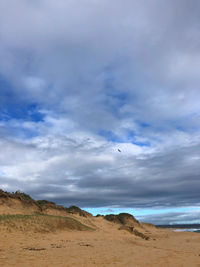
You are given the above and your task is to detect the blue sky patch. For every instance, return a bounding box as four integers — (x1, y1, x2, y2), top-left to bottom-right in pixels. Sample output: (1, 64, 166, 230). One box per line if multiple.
(0, 103, 44, 122)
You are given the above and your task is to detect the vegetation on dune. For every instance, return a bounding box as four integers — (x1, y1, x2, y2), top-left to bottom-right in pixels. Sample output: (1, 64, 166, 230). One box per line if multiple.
(66, 206, 92, 217)
(104, 213, 150, 240)
(104, 213, 140, 225)
(0, 189, 92, 216)
(118, 225, 149, 240)
(0, 190, 34, 203)
(0, 214, 94, 233)
(36, 200, 56, 206)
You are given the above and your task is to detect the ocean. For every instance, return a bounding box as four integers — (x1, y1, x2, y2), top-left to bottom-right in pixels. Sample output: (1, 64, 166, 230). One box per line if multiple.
(170, 229, 200, 233)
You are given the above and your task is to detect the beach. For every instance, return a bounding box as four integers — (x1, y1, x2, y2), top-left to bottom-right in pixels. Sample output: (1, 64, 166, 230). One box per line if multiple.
(1, 215, 200, 267)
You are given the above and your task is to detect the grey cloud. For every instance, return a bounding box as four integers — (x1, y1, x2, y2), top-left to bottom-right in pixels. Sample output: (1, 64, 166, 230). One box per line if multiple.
(0, 132, 200, 210)
(1, 0, 200, 128)
(0, 0, 200, 221)
(138, 210, 200, 225)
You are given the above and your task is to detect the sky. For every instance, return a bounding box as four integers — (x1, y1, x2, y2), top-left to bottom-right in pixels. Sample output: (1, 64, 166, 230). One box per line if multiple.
(0, 0, 200, 225)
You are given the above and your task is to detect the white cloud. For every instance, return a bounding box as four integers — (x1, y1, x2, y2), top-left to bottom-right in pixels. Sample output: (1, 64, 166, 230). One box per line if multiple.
(0, 1, 200, 217)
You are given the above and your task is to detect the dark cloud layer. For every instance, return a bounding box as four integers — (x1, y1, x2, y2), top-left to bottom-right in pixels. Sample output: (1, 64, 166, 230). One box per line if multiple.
(138, 210, 200, 225)
(0, 0, 200, 224)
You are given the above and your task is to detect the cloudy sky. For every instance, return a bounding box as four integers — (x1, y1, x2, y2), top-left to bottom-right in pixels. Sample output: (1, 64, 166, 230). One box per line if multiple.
(0, 0, 200, 224)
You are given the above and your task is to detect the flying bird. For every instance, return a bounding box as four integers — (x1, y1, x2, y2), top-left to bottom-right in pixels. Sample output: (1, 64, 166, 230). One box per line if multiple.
(118, 149, 121, 152)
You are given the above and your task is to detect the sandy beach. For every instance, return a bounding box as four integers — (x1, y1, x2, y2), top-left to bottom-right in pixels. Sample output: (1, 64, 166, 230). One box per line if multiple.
(1, 214, 200, 267)
(1, 1, 200, 266)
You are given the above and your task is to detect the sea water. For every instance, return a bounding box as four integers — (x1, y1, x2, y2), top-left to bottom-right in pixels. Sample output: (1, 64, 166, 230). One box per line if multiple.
(171, 229, 200, 233)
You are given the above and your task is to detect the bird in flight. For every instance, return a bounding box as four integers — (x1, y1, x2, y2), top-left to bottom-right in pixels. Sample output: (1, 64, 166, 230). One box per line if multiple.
(118, 149, 121, 152)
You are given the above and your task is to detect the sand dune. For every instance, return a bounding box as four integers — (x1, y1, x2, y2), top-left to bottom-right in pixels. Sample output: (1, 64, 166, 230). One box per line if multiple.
(0, 190, 200, 266)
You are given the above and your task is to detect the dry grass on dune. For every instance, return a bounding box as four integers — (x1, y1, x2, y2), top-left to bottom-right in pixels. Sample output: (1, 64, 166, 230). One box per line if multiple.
(0, 214, 94, 233)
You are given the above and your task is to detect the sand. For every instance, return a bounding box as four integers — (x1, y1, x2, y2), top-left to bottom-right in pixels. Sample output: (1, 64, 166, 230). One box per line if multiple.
(1, 216, 200, 267)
